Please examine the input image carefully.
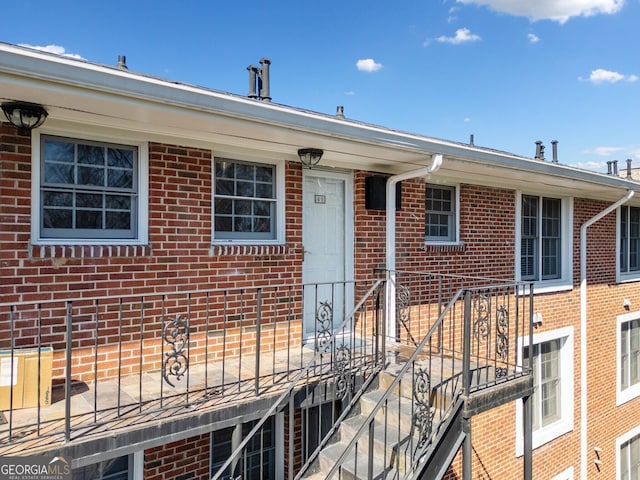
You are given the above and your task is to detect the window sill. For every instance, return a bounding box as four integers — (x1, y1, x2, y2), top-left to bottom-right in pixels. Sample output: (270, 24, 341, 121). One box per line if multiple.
(423, 242, 466, 253)
(617, 273, 640, 284)
(209, 244, 290, 256)
(520, 281, 574, 296)
(516, 418, 573, 457)
(617, 384, 640, 406)
(30, 244, 152, 259)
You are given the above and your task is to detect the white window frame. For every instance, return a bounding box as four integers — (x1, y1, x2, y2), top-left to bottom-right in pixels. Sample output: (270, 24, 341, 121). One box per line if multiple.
(424, 183, 460, 245)
(211, 155, 285, 245)
(516, 326, 574, 456)
(515, 192, 573, 293)
(31, 127, 149, 246)
(617, 311, 640, 406)
(618, 205, 640, 283)
(617, 424, 640, 480)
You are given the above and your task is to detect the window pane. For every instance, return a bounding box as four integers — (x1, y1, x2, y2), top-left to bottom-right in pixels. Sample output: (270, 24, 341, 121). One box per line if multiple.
(107, 168, 133, 189)
(236, 180, 255, 197)
(106, 211, 131, 230)
(216, 179, 234, 196)
(44, 163, 74, 184)
(77, 210, 103, 229)
(77, 193, 103, 208)
(78, 144, 104, 165)
(107, 148, 133, 169)
(44, 139, 74, 162)
(43, 209, 72, 228)
(77, 166, 104, 186)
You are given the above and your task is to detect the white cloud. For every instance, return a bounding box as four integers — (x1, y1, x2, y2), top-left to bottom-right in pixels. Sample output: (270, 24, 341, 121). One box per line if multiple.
(572, 160, 611, 171)
(456, 0, 624, 24)
(585, 146, 625, 156)
(528, 33, 540, 43)
(343, 90, 356, 96)
(356, 58, 383, 72)
(579, 68, 638, 84)
(18, 43, 85, 60)
(436, 28, 481, 44)
(464, 117, 472, 123)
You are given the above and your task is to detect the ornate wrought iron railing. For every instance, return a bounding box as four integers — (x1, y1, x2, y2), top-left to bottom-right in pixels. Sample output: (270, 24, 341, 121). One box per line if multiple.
(298, 271, 533, 479)
(0, 279, 383, 456)
(210, 280, 386, 480)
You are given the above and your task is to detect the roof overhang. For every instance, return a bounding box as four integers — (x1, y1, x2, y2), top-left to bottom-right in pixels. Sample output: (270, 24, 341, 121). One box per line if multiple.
(1, 42, 638, 204)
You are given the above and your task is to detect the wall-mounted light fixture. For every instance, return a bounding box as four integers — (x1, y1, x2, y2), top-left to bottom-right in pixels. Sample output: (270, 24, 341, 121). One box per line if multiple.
(1, 101, 48, 130)
(297, 148, 323, 168)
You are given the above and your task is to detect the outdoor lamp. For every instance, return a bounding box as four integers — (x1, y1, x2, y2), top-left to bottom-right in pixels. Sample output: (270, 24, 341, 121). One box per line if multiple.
(297, 148, 323, 168)
(2, 101, 48, 130)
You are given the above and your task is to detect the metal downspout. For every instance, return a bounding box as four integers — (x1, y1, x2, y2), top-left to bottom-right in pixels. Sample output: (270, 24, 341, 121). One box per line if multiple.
(385, 153, 443, 340)
(580, 189, 634, 479)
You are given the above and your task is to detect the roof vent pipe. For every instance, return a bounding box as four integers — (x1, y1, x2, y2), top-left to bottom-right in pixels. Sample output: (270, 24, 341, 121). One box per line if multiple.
(247, 58, 271, 102)
(627, 159, 633, 179)
(116, 55, 128, 70)
(259, 58, 271, 102)
(247, 65, 259, 99)
(470, 134, 474, 146)
(607, 161, 612, 175)
(551, 140, 558, 163)
(336, 106, 345, 119)
(535, 141, 545, 161)
(613, 160, 619, 176)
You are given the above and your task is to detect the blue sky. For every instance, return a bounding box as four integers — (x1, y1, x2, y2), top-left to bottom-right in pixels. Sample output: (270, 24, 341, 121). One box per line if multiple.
(2, 0, 638, 171)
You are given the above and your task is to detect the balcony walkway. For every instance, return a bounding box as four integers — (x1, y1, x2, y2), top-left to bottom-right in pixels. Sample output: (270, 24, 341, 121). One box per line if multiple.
(1, 344, 324, 457)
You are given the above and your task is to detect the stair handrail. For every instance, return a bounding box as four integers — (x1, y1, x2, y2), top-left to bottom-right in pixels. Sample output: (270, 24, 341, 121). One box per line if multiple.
(210, 279, 386, 480)
(322, 287, 466, 480)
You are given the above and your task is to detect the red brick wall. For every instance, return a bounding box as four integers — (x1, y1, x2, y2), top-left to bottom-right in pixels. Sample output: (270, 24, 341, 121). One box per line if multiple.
(354, 175, 517, 282)
(145, 434, 210, 480)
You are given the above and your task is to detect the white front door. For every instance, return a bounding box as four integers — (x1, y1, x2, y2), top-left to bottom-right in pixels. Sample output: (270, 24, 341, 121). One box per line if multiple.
(302, 171, 354, 340)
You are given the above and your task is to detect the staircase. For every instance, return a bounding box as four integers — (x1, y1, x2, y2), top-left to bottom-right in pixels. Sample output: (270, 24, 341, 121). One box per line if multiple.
(301, 345, 468, 480)
(211, 274, 534, 480)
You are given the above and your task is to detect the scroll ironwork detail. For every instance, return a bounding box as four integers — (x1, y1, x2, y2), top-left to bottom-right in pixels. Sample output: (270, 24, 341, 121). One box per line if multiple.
(315, 301, 333, 352)
(162, 315, 190, 387)
(473, 294, 490, 340)
(413, 368, 433, 450)
(334, 344, 352, 399)
(495, 305, 509, 377)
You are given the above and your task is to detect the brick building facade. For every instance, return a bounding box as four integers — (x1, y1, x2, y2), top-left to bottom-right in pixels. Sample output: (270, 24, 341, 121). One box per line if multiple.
(1, 42, 640, 479)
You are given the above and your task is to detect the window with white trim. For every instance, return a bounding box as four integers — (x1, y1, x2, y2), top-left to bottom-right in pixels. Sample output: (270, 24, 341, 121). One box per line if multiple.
(618, 426, 640, 480)
(210, 415, 282, 480)
(517, 193, 572, 291)
(32, 134, 146, 244)
(619, 205, 640, 280)
(425, 184, 457, 243)
(617, 312, 640, 405)
(516, 327, 574, 455)
(73, 453, 142, 480)
(213, 158, 279, 242)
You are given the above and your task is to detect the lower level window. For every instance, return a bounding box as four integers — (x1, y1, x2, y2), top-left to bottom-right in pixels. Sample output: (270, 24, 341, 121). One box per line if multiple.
(620, 430, 640, 480)
(211, 416, 276, 480)
(73, 455, 130, 480)
(516, 327, 574, 455)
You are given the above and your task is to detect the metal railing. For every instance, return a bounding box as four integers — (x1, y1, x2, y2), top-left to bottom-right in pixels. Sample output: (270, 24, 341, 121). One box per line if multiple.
(298, 271, 533, 479)
(0, 280, 383, 455)
(211, 280, 386, 480)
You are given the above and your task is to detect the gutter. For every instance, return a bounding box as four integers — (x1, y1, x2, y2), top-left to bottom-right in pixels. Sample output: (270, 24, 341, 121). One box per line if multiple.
(385, 153, 443, 338)
(579, 189, 634, 479)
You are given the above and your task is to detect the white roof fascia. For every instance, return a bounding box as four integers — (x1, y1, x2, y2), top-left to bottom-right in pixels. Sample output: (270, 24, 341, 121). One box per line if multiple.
(0, 42, 638, 196)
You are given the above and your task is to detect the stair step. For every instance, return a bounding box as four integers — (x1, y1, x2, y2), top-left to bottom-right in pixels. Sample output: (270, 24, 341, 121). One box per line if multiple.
(317, 440, 397, 480)
(339, 415, 421, 472)
(378, 371, 458, 412)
